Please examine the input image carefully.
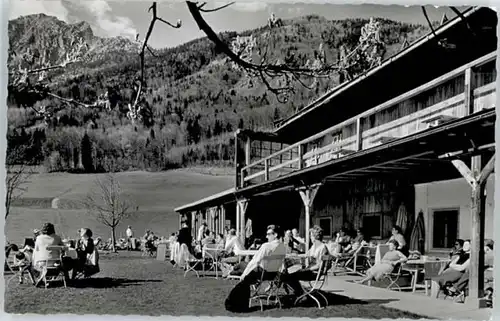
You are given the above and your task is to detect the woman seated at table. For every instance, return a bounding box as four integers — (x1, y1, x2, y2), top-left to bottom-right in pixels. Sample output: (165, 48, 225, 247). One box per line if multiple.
(283, 226, 330, 297)
(355, 239, 407, 285)
(201, 230, 215, 247)
(215, 233, 225, 249)
(449, 239, 465, 260)
(445, 239, 493, 297)
(32, 223, 69, 284)
(430, 240, 470, 298)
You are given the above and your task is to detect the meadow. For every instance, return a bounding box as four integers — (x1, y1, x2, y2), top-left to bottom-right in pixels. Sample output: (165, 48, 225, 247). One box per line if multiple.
(5, 168, 233, 244)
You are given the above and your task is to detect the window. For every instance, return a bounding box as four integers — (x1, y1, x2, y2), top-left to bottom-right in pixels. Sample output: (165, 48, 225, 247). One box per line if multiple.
(317, 217, 332, 238)
(362, 213, 383, 239)
(432, 209, 459, 249)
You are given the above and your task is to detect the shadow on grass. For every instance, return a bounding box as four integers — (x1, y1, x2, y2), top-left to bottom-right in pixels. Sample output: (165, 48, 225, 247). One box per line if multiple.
(70, 277, 163, 288)
(291, 291, 400, 308)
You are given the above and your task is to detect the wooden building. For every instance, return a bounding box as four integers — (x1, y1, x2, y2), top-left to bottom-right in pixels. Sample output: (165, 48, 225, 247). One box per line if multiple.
(175, 7, 497, 307)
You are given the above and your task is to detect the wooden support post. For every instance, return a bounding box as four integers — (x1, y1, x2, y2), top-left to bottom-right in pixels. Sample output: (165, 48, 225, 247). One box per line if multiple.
(298, 144, 304, 169)
(245, 136, 251, 166)
(297, 184, 321, 262)
(451, 154, 495, 305)
(356, 118, 363, 151)
(235, 131, 240, 188)
(236, 199, 249, 245)
(265, 159, 270, 181)
(191, 211, 196, 237)
(464, 67, 475, 116)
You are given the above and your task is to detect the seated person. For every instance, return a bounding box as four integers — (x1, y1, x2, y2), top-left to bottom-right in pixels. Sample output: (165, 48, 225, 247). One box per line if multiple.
(283, 230, 294, 254)
(201, 230, 215, 247)
(8, 244, 34, 284)
(355, 239, 407, 284)
(446, 240, 494, 296)
(72, 228, 95, 279)
(222, 229, 245, 262)
(353, 228, 365, 244)
(337, 228, 352, 253)
(215, 233, 225, 249)
(235, 224, 286, 282)
(291, 228, 305, 253)
(387, 225, 408, 257)
(32, 223, 69, 283)
(450, 239, 465, 259)
(284, 226, 330, 297)
(430, 240, 471, 298)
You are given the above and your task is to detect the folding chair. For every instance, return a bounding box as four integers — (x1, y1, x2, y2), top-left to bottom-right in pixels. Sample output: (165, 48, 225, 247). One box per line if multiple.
(294, 254, 333, 309)
(183, 245, 209, 278)
(248, 254, 287, 311)
(34, 245, 67, 289)
(382, 263, 405, 291)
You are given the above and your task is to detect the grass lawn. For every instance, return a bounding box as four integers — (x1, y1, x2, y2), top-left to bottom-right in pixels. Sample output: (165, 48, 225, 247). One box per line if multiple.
(6, 170, 233, 244)
(4, 252, 425, 318)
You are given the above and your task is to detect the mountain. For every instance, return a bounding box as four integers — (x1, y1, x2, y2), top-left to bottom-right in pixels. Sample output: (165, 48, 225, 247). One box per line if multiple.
(8, 14, 139, 71)
(7, 13, 430, 173)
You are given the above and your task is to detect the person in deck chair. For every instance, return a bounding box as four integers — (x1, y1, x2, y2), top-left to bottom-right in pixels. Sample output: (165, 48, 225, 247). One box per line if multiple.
(445, 240, 494, 297)
(283, 226, 330, 299)
(355, 239, 407, 285)
(430, 240, 471, 298)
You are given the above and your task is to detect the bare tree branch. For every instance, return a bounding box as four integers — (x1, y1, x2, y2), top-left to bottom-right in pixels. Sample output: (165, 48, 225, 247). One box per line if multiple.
(130, 2, 181, 121)
(198, 1, 235, 13)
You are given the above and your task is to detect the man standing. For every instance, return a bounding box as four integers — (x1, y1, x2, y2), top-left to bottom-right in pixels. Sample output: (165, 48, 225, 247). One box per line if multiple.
(126, 226, 134, 251)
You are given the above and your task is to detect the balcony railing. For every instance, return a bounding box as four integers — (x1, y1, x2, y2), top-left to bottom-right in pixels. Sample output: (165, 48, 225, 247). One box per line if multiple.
(239, 51, 496, 188)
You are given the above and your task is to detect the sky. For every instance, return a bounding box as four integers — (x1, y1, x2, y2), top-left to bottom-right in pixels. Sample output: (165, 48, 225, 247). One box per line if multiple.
(8, 0, 475, 49)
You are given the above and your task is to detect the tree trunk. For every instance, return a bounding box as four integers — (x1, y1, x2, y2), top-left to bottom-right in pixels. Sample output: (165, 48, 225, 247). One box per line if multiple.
(111, 226, 117, 253)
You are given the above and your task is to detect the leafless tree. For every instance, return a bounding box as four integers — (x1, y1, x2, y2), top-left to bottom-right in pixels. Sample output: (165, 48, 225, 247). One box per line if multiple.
(5, 146, 33, 219)
(82, 174, 136, 252)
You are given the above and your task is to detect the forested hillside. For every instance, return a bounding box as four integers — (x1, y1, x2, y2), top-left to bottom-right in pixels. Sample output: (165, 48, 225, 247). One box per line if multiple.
(7, 13, 430, 173)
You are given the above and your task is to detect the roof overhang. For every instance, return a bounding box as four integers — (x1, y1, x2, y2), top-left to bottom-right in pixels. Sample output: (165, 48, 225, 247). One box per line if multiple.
(174, 187, 236, 213)
(237, 109, 496, 197)
(274, 7, 497, 142)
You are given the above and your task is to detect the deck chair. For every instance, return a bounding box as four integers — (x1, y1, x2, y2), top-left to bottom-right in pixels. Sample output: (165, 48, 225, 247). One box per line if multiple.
(375, 244, 390, 264)
(248, 254, 287, 311)
(34, 245, 67, 289)
(294, 254, 333, 309)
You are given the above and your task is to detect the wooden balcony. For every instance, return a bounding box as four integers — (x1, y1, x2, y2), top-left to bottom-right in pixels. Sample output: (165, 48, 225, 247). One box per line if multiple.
(239, 51, 496, 188)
